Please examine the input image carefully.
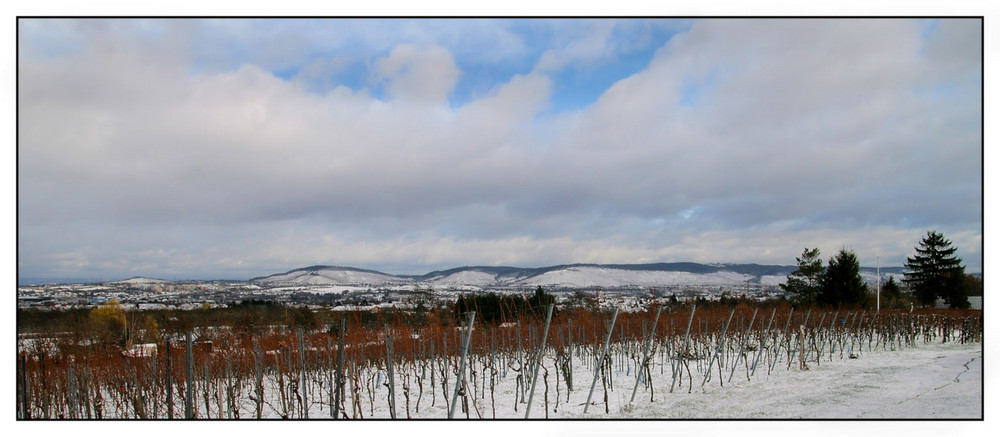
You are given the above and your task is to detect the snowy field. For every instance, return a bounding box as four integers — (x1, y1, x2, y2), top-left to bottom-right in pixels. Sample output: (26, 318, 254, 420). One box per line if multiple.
(15, 340, 986, 437)
(14, 334, 983, 425)
(342, 340, 983, 420)
(153, 339, 978, 421)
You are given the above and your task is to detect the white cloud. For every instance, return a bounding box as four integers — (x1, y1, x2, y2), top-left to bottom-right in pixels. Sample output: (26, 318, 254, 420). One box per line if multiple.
(375, 43, 461, 105)
(17, 18, 983, 279)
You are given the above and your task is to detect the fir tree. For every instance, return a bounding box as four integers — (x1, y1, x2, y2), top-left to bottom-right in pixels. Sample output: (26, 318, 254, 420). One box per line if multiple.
(780, 248, 824, 305)
(819, 248, 868, 308)
(880, 276, 903, 309)
(904, 231, 968, 308)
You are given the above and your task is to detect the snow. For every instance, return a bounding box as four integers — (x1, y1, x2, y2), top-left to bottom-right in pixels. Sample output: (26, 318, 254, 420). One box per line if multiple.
(389, 340, 978, 419)
(515, 266, 754, 288)
(759, 275, 789, 286)
(296, 285, 367, 294)
(614, 341, 982, 419)
(259, 268, 399, 285)
(430, 270, 499, 286)
(112, 277, 170, 285)
(143, 338, 980, 420)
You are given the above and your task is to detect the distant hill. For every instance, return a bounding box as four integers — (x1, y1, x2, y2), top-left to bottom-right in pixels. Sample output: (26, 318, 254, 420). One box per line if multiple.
(109, 277, 171, 285)
(251, 265, 402, 285)
(252, 263, 906, 288)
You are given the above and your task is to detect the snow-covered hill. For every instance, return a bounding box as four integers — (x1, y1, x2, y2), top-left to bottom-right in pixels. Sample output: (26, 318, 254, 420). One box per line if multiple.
(109, 277, 171, 285)
(511, 266, 754, 288)
(253, 266, 402, 285)
(426, 270, 501, 286)
(252, 263, 905, 289)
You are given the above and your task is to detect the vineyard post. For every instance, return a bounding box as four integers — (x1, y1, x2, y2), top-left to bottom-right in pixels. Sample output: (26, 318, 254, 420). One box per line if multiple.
(185, 332, 194, 419)
(798, 325, 807, 370)
(448, 311, 476, 419)
(67, 361, 78, 419)
(334, 318, 345, 419)
(514, 317, 524, 409)
(429, 340, 436, 407)
(39, 352, 47, 419)
(385, 327, 397, 419)
(225, 353, 234, 419)
(670, 304, 696, 393)
(566, 322, 573, 391)
(19, 352, 29, 419)
(771, 307, 794, 374)
(253, 340, 263, 419)
(788, 309, 811, 370)
(749, 307, 776, 377)
(819, 311, 838, 363)
(298, 328, 308, 418)
(440, 333, 449, 412)
(584, 307, 619, 414)
(166, 337, 173, 419)
(524, 303, 554, 419)
(701, 308, 735, 387)
(630, 305, 663, 403)
(83, 357, 91, 419)
(728, 307, 759, 383)
(327, 336, 333, 417)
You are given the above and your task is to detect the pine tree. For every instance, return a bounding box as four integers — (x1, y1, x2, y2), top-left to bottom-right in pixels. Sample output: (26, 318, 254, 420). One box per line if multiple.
(780, 248, 824, 305)
(880, 276, 903, 309)
(819, 248, 868, 308)
(903, 231, 968, 308)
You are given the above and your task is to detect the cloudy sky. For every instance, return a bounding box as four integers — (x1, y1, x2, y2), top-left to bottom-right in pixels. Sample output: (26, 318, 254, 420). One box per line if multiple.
(17, 18, 982, 281)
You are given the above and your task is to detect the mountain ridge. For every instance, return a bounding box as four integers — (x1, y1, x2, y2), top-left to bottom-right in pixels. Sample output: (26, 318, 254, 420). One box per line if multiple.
(252, 262, 906, 287)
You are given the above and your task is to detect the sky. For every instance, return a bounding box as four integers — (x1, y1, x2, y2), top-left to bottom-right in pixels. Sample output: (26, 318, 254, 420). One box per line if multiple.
(16, 17, 984, 281)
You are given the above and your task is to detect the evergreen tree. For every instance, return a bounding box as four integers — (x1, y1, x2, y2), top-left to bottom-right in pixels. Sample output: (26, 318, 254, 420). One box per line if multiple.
(819, 248, 868, 308)
(880, 276, 903, 309)
(964, 274, 983, 297)
(780, 248, 824, 305)
(903, 231, 968, 309)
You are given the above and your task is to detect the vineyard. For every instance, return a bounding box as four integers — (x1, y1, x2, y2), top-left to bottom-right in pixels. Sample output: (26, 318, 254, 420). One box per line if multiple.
(16, 302, 983, 419)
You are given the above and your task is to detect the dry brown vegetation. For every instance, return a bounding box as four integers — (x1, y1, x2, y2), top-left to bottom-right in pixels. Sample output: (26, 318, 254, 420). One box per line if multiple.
(16, 302, 982, 419)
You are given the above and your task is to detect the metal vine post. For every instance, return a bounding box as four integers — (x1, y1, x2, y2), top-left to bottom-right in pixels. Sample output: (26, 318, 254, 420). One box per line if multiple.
(630, 305, 663, 403)
(524, 303, 554, 418)
(448, 311, 476, 419)
(584, 307, 618, 414)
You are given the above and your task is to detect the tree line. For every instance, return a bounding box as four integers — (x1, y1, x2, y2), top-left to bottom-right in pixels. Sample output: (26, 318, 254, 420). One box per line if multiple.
(780, 230, 976, 309)
(453, 286, 556, 324)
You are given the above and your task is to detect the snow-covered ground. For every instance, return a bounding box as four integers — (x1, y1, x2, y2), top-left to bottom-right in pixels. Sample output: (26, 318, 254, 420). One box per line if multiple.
(16, 341, 984, 437)
(618, 340, 982, 419)
(151, 339, 979, 420)
(356, 340, 982, 419)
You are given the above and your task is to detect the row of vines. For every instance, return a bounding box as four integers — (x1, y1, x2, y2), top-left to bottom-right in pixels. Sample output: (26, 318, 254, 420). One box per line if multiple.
(16, 303, 982, 419)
